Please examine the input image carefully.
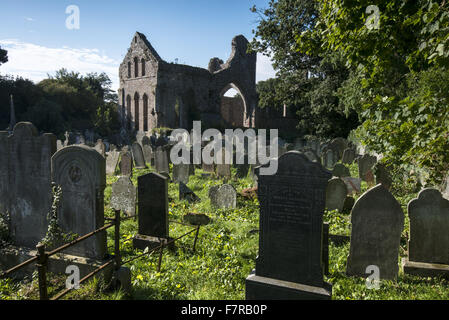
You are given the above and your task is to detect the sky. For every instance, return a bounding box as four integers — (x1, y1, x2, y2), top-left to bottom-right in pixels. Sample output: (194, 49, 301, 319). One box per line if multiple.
(0, 0, 277, 92)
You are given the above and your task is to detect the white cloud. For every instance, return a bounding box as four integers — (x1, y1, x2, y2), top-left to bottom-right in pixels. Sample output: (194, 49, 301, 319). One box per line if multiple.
(0, 39, 120, 90)
(24, 17, 35, 21)
(256, 52, 277, 82)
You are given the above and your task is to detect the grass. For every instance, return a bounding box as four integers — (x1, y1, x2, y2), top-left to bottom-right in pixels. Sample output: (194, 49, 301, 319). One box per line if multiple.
(1, 161, 448, 300)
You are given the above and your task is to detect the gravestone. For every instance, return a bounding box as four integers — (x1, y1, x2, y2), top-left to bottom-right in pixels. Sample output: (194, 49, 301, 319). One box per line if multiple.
(246, 151, 332, 299)
(110, 176, 136, 217)
(403, 188, 449, 277)
(106, 150, 120, 175)
(322, 149, 336, 169)
(329, 138, 348, 160)
(325, 177, 348, 212)
(51, 145, 107, 259)
(216, 148, 231, 179)
(441, 173, 449, 200)
(173, 163, 190, 184)
(141, 136, 153, 165)
(303, 149, 320, 164)
(374, 163, 392, 190)
(342, 196, 355, 214)
(133, 172, 172, 250)
(94, 139, 106, 157)
(131, 142, 147, 169)
(358, 154, 377, 183)
(209, 184, 237, 209)
(119, 151, 133, 176)
(155, 147, 169, 174)
(341, 177, 362, 195)
(179, 182, 200, 203)
(346, 184, 404, 280)
(331, 163, 350, 178)
(1, 123, 56, 248)
(342, 148, 355, 164)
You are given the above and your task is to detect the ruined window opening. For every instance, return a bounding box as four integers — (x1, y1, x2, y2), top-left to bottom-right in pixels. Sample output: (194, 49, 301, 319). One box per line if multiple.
(143, 94, 149, 131)
(126, 95, 132, 130)
(220, 84, 246, 128)
(134, 57, 139, 78)
(141, 58, 146, 76)
(134, 92, 140, 131)
(127, 62, 131, 78)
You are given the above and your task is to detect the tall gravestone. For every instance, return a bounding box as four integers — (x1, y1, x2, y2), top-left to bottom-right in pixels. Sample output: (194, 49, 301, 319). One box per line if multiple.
(51, 145, 106, 259)
(106, 150, 120, 175)
(132, 142, 147, 169)
(346, 184, 404, 280)
(94, 139, 106, 157)
(358, 154, 377, 183)
(325, 177, 348, 212)
(246, 151, 332, 299)
(403, 188, 449, 277)
(119, 151, 133, 176)
(110, 176, 136, 217)
(342, 148, 355, 164)
(141, 136, 153, 166)
(0, 123, 56, 248)
(155, 147, 169, 174)
(332, 163, 350, 178)
(173, 163, 190, 184)
(133, 172, 172, 250)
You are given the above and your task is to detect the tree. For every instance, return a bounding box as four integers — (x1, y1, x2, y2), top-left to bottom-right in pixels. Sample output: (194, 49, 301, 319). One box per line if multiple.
(0, 46, 7, 66)
(251, 0, 360, 139)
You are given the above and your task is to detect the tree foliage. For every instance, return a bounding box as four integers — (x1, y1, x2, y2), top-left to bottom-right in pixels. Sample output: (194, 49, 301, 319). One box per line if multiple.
(0, 46, 7, 66)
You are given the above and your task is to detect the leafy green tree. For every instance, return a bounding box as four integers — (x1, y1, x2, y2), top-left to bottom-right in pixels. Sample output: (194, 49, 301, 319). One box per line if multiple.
(0, 46, 7, 66)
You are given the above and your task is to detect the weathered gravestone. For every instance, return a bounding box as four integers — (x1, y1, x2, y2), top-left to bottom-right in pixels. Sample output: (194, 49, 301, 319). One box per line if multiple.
(173, 163, 190, 184)
(209, 184, 237, 209)
(51, 145, 107, 259)
(346, 184, 404, 280)
(441, 173, 449, 200)
(403, 188, 449, 277)
(133, 172, 172, 250)
(325, 177, 348, 212)
(329, 138, 348, 160)
(322, 149, 336, 169)
(374, 163, 392, 190)
(119, 151, 133, 176)
(94, 139, 106, 157)
(106, 150, 120, 175)
(342, 148, 355, 164)
(131, 142, 147, 169)
(155, 147, 169, 174)
(341, 177, 362, 195)
(246, 151, 332, 299)
(332, 163, 350, 178)
(235, 163, 250, 179)
(141, 136, 153, 166)
(110, 176, 136, 217)
(303, 149, 320, 164)
(56, 139, 63, 151)
(358, 154, 377, 183)
(0, 123, 56, 248)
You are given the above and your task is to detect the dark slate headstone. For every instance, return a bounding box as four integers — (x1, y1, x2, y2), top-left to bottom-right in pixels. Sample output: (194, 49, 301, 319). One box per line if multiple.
(246, 151, 332, 300)
(173, 163, 190, 184)
(403, 189, 449, 277)
(155, 147, 169, 174)
(346, 184, 404, 280)
(51, 145, 106, 259)
(110, 176, 136, 217)
(134, 172, 172, 250)
(119, 151, 133, 176)
(332, 163, 350, 178)
(2, 123, 56, 248)
(342, 196, 355, 214)
(179, 182, 200, 203)
(342, 148, 355, 164)
(235, 163, 250, 179)
(131, 142, 147, 169)
(325, 177, 348, 212)
(106, 150, 120, 175)
(374, 163, 392, 190)
(358, 154, 377, 182)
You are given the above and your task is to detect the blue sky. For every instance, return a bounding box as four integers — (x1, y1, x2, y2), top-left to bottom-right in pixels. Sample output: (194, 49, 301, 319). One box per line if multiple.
(0, 0, 276, 90)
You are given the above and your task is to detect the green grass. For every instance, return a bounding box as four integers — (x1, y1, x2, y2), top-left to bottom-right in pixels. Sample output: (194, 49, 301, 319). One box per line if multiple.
(1, 161, 448, 300)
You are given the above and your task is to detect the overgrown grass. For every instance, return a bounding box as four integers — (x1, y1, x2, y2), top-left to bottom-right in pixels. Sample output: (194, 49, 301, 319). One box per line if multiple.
(1, 161, 448, 300)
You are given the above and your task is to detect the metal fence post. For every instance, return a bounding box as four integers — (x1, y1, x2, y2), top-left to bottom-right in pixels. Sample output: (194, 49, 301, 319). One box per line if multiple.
(36, 243, 48, 300)
(192, 226, 200, 252)
(157, 245, 164, 272)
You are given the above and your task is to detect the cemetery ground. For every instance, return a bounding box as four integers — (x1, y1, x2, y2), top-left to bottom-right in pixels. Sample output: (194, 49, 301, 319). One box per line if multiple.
(1, 163, 448, 300)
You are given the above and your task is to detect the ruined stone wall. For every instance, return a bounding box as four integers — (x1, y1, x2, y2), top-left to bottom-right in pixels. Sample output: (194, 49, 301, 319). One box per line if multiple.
(118, 32, 257, 134)
(220, 96, 244, 128)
